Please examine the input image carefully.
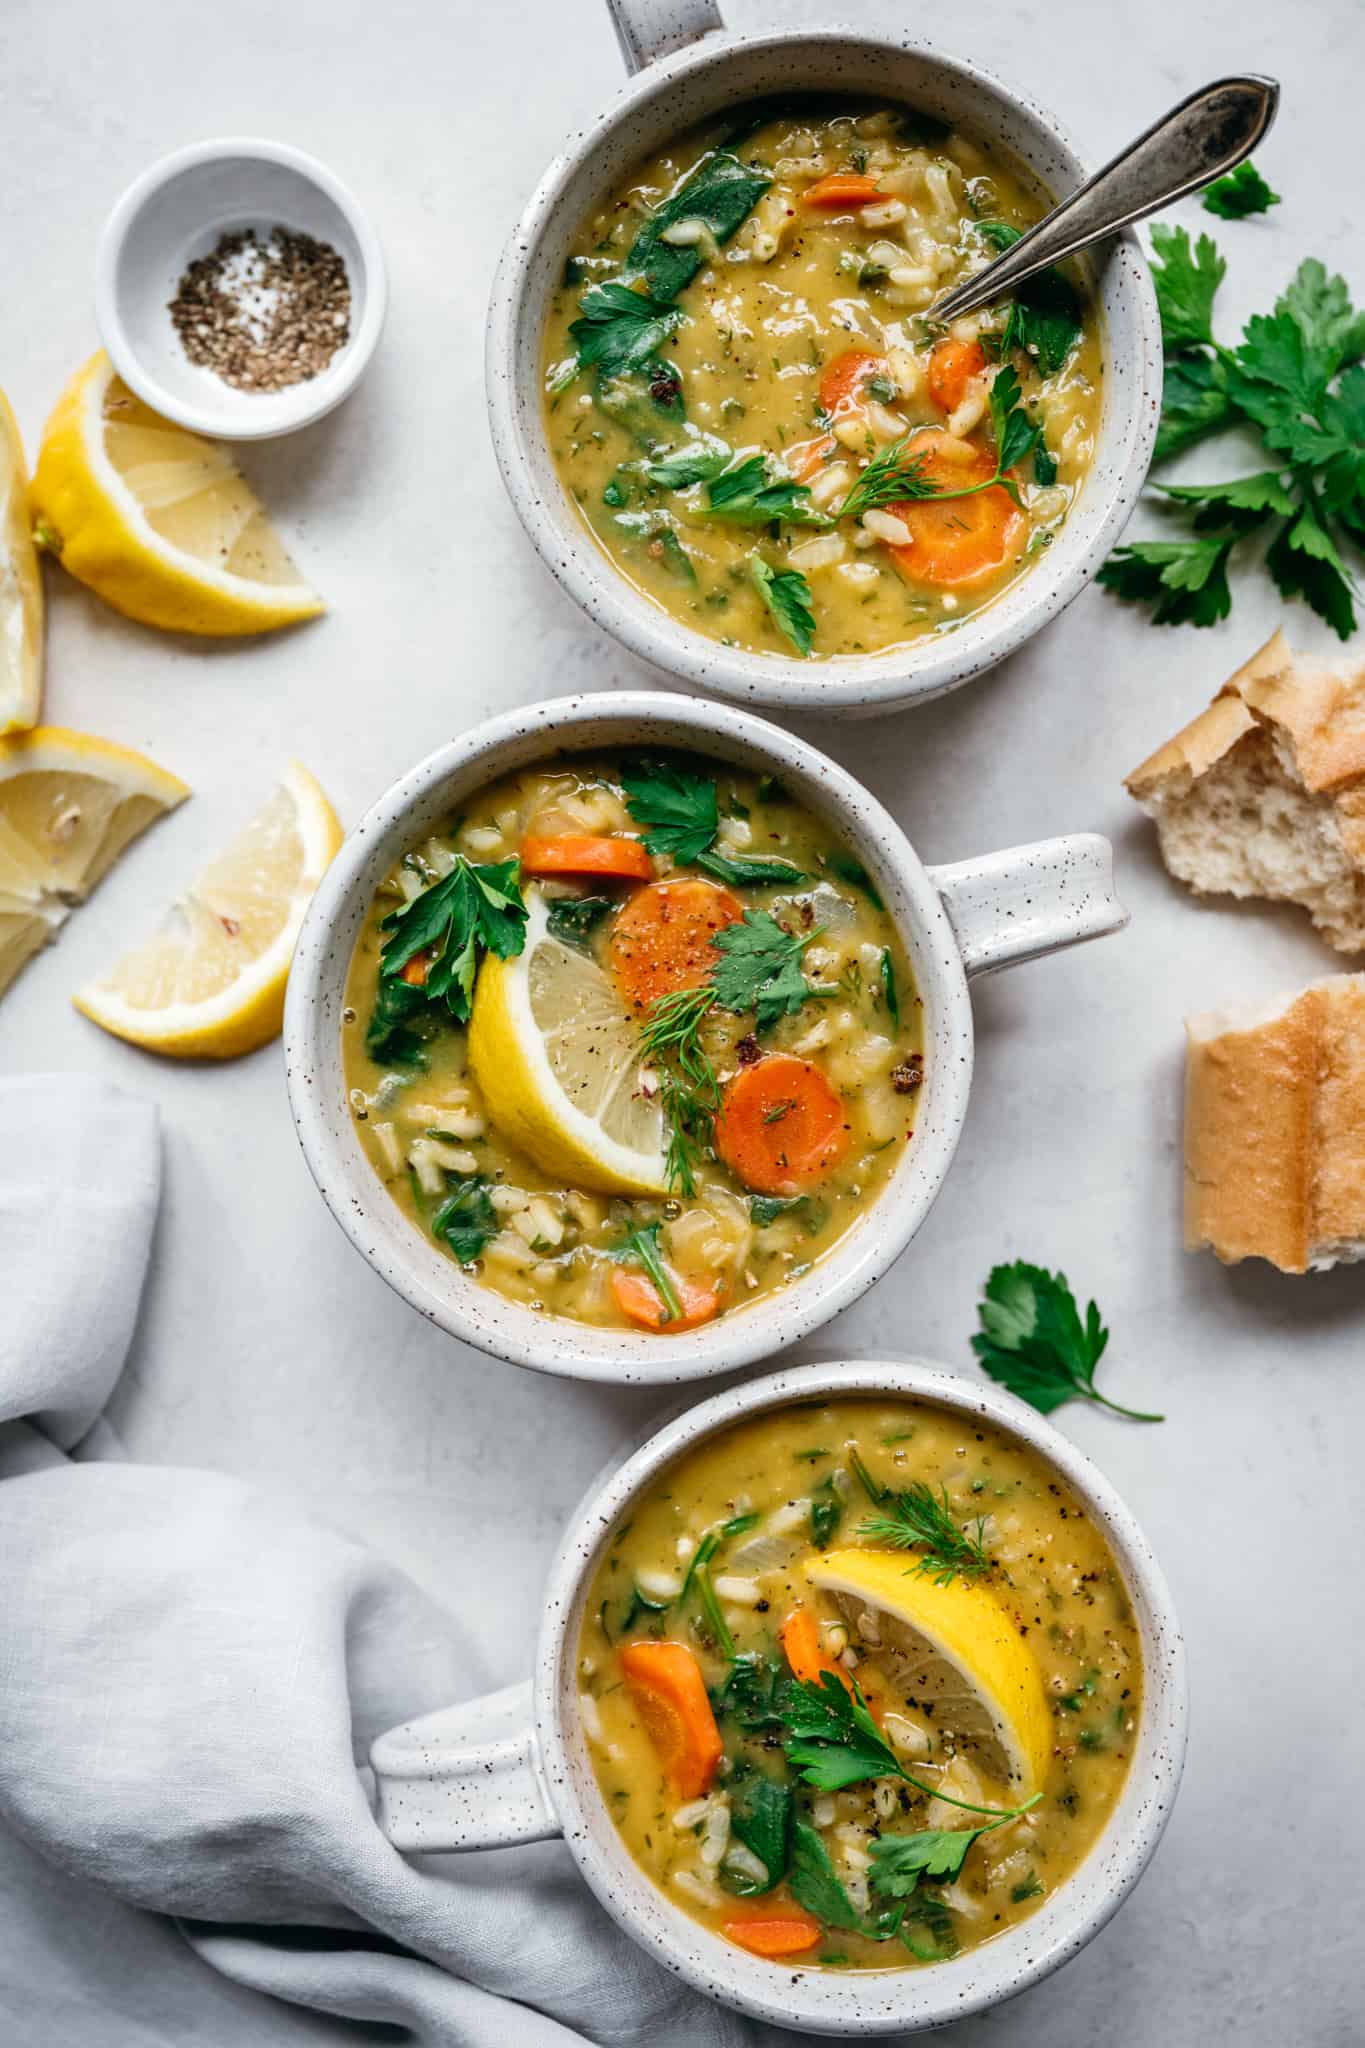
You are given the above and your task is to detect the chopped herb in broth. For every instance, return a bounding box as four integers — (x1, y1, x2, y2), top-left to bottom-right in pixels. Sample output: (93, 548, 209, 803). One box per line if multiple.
(542, 100, 1101, 662)
(340, 753, 923, 1332)
(577, 1400, 1142, 1967)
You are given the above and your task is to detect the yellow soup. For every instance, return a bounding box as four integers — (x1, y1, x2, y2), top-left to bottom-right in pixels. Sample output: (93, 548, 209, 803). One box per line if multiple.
(341, 752, 923, 1333)
(542, 99, 1102, 663)
(579, 1399, 1141, 1969)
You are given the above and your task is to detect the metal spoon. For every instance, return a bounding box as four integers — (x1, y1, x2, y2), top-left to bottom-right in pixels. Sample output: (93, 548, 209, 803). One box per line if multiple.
(933, 75, 1280, 324)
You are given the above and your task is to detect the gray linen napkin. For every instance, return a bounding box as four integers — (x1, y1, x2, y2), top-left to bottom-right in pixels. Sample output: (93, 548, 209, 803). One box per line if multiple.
(0, 1075, 774, 2047)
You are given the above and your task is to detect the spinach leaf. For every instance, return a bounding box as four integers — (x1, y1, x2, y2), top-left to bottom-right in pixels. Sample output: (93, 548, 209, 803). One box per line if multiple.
(432, 1179, 497, 1264)
(365, 975, 433, 1065)
(624, 149, 772, 303)
(546, 895, 615, 949)
(723, 1771, 793, 1894)
(695, 850, 807, 888)
(569, 281, 681, 380)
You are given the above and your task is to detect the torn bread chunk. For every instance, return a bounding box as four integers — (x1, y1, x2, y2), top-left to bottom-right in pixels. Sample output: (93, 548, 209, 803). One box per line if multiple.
(1127, 630, 1365, 952)
(1184, 973, 1365, 1272)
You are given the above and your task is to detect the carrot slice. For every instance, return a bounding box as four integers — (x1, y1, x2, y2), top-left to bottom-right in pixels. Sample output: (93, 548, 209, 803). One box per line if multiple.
(786, 432, 839, 483)
(927, 336, 988, 415)
(400, 951, 432, 987)
(714, 1053, 849, 1195)
(610, 877, 743, 1015)
(885, 427, 1024, 589)
(521, 833, 653, 881)
(611, 1266, 721, 1333)
(723, 1912, 823, 1958)
(780, 1607, 856, 1699)
(619, 1640, 723, 1799)
(801, 172, 883, 211)
(817, 348, 888, 419)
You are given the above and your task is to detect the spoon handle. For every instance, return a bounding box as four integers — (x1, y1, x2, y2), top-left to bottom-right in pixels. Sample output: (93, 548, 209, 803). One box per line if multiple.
(934, 74, 1279, 323)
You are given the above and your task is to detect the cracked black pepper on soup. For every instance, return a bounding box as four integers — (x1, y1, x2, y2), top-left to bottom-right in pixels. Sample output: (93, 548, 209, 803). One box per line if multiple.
(541, 99, 1101, 661)
(341, 750, 924, 1333)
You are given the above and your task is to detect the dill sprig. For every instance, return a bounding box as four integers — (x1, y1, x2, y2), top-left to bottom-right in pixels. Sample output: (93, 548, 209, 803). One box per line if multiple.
(637, 986, 722, 1196)
(835, 436, 938, 520)
(860, 1480, 992, 1587)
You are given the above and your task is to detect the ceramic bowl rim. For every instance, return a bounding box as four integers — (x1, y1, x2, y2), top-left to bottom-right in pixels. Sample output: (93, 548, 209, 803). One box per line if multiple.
(533, 1355, 1188, 2035)
(283, 690, 975, 1385)
(484, 22, 1161, 715)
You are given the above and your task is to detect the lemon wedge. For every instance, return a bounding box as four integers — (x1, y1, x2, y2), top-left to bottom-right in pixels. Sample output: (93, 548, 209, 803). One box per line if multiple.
(0, 388, 43, 731)
(0, 725, 188, 998)
(468, 885, 669, 1195)
(806, 1547, 1052, 1794)
(73, 761, 340, 1057)
(30, 353, 322, 636)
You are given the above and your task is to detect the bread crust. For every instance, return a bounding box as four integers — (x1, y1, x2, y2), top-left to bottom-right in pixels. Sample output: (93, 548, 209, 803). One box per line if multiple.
(1184, 974, 1365, 1272)
(1127, 630, 1365, 937)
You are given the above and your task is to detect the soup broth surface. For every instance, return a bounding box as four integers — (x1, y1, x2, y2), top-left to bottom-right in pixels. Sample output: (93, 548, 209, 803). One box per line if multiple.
(542, 99, 1102, 663)
(578, 1399, 1141, 1969)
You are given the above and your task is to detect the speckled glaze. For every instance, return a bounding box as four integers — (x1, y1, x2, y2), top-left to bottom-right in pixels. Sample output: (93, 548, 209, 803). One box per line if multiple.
(485, 11, 1162, 718)
(369, 1358, 1189, 2035)
(284, 692, 1126, 1386)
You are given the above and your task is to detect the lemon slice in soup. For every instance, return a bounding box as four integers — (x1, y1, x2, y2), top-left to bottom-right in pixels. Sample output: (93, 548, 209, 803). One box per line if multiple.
(806, 1547, 1052, 1795)
(468, 887, 669, 1196)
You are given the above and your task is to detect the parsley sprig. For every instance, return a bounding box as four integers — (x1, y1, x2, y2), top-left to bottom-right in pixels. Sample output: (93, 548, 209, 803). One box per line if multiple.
(1099, 231, 1365, 636)
(972, 1262, 1163, 1422)
(621, 761, 805, 885)
(1202, 161, 1279, 221)
(377, 856, 528, 1022)
(750, 554, 817, 656)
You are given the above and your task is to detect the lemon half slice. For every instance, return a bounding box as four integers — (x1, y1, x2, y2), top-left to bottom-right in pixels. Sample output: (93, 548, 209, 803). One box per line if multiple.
(74, 760, 340, 1057)
(807, 1547, 1052, 1794)
(468, 886, 669, 1195)
(0, 725, 188, 998)
(31, 353, 322, 636)
(0, 388, 43, 731)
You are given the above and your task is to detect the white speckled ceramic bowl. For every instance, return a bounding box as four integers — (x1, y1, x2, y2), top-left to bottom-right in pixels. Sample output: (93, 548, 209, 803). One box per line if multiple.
(285, 691, 1126, 1385)
(369, 1357, 1187, 2034)
(485, 0, 1161, 717)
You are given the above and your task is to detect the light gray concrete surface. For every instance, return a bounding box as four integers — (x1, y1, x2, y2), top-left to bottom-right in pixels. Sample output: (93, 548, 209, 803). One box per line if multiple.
(3, 0, 1361, 2040)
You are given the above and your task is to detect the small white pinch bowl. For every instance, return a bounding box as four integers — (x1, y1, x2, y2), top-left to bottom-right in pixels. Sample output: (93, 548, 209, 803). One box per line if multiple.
(285, 690, 1126, 1385)
(368, 1357, 1189, 2035)
(95, 137, 387, 440)
(486, 1, 1161, 717)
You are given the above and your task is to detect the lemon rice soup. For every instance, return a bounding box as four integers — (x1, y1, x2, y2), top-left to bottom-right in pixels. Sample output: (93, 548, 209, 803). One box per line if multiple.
(341, 751, 922, 1333)
(541, 100, 1102, 662)
(578, 1398, 1142, 1968)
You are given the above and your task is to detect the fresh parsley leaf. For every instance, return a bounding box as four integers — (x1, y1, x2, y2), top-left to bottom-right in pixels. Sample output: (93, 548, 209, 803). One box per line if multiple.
(623, 149, 772, 304)
(723, 1771, 792, 1894)
(782, 1672, 905, 1792)
(880, 948, 899, 1028)
(1033, 435, 1058, 487)
(869, 1824, 996, 1894)
(972, 1261, 1163, 1421)
(612, 1221, 683, 1323)
(988, 363, 1042, 485)
(710, 908, 816, 1031)
(695, 850, 806, 888)
(789, 1821, 864, 1932)
(569, 281, 681, 379)
(859, 1480, 991, 1586)
(974, 222, 1082, 372)
(1148, 224, 1226, 351)
(704, 454, 830, 527)
(642, 437, 732, 488)
(1277, 258, 1365, 372)
(364, 975, 434, 1066)
(1153, 352, 1236, 462)
(432, 1179, 497, 1264)
(379, 858, 527, 1023)
(1266, 499, 1357, 638)
(750, 554, 816, 656)
(1155, 471, 1298, 528)
(1202, 161, 1280, 220)
(546, 895, 615, 949)
(1095, 535, 1236, 627)
(622, 762, 719, 862)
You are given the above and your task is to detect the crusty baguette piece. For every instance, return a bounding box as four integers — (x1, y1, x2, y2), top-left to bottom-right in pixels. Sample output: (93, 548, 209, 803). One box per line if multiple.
(1184, 973, 1365, 1272)
(1127, 630, 1365, 952)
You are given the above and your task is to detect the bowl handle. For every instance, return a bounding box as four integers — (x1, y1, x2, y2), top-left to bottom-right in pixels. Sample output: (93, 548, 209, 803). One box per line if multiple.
(606, 0, 724, 74)
(926, 833, 1128, 979)
(368, 1678, 558, 1852)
